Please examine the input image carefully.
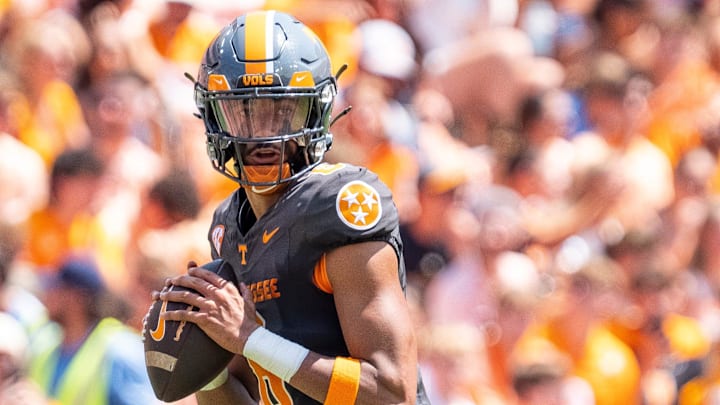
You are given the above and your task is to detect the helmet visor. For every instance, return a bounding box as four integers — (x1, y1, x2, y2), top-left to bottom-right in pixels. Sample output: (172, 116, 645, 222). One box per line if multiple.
(211, 97, 311, 139)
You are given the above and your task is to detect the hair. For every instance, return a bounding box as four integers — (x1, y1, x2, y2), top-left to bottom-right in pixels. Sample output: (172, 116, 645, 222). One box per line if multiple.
(148, 171, 202, 222)
(512, 362, 565, 399)
(519, 93, 544, 132)
(50, 148, 104, 188)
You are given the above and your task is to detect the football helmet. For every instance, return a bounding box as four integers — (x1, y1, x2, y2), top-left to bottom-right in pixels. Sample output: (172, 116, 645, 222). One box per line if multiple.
(194, 10, 337, 192)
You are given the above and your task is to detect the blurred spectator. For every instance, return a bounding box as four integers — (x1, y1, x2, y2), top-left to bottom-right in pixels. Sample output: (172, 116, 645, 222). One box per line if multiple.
(424, 184, 532, 326)
(20, 148, 108, 277)
(118, 0, 220, 84)
(424, 183, 545, 401)
(679, 341, 720, 405)
(353, 17, 419, 117)
(516, 254, 642, 405)
(75, 4, 134, 109)
(653, 147, 717, 273)
(575, 50, 675, 235)
(514, 88, 578, 198)
(0, 312, 49, 405)
(80, 70, 168, 288)
(511, 355, 572, 405)
(419, 322, 504, 405)
(509, 146, 622, 248)
(590, 0, 653, 69)
(145, 1, 216, 65)
(28, 255, 157, 404)
(643, 14, 719, 167)
(400, 165, 465, 286)
(329, 76, 420, 220)
(611, 265, 711, 404)
(422, 26, 565, 147)
(124, 170, 202, 290)
(2, 10, 90, 165)
(0, 76, 48, 226)
(0, 220, 47, 338)
(407, 0, 519, 56)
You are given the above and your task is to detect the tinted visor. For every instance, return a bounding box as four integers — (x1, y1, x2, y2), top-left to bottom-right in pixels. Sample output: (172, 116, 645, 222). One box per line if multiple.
(212, 97, 311, 139)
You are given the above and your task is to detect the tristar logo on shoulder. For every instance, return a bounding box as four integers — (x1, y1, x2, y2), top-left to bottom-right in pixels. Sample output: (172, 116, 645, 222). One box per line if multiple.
(241, 73, 275, 87)
(336, 181, 382, 230)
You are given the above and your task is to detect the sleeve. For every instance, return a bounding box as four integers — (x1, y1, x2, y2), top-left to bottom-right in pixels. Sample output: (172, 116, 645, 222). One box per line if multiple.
(296, 165, 401, 252)
(207, 193, 236, 260)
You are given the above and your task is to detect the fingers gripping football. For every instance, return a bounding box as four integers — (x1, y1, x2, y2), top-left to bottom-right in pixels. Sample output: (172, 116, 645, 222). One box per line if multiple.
(159, 265, 259, 354)
(144, 259, 239, 402)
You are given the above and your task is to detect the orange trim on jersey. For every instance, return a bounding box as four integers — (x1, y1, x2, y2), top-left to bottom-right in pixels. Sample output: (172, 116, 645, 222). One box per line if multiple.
(312, 254, 333, 294)
(325, 357, 361, 405)
(244, 11, 270, 74)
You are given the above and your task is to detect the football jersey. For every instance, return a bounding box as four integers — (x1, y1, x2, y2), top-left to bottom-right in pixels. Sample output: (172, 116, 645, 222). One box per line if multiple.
(207, 162, 429, 404)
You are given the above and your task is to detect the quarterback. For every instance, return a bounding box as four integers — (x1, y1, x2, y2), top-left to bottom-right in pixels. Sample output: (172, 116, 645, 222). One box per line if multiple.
(157, 10, 430, 405)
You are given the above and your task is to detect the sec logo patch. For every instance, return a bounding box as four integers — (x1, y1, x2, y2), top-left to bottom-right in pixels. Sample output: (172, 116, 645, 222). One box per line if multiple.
(336, 181, 382, 230)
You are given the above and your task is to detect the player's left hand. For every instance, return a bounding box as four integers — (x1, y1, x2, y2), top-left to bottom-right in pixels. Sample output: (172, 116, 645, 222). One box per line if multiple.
(158, 265, 260, 355)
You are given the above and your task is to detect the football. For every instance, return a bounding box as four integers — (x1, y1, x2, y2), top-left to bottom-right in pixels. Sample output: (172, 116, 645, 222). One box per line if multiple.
(143, 259, 237, 402)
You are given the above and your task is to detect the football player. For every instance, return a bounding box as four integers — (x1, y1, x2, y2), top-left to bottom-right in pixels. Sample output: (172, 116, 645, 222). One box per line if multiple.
(156, 10, 430, 405)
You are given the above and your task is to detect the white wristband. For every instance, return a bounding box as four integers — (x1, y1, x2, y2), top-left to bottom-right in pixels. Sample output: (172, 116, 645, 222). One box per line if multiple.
(242, 327, 309, 382)
(199, 367, 228, 391)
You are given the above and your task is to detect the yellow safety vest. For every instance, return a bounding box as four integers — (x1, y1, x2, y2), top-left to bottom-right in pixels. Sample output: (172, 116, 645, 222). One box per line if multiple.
(29, 318, 128, 405)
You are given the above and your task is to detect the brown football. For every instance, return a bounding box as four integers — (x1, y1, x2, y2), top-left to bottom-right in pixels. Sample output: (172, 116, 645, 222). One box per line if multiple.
(143, 259, 236, 402)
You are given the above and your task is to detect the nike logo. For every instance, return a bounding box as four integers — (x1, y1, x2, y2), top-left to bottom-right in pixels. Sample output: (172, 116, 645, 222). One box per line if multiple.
(294, 74, 307, 83)
(150, 299, 169, 341)
(263, 227, 280, 244)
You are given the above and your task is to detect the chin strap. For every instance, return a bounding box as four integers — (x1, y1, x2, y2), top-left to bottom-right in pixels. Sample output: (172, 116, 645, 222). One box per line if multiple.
(241, 164, 292, 195)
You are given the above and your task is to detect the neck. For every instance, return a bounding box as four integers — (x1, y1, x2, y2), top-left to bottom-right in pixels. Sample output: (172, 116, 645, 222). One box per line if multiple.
(246, 190, 282, 219)
(62, 316, 96, 347)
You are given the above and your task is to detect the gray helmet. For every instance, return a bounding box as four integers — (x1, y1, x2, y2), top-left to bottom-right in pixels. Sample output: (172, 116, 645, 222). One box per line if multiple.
(194, 10, 337, 187)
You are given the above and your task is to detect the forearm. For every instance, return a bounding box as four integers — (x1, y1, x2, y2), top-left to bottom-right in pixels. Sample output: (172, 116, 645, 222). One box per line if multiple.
(243, 327, 415, 405)
(290, 351, 413, 405)
(195, 372, 256, 405)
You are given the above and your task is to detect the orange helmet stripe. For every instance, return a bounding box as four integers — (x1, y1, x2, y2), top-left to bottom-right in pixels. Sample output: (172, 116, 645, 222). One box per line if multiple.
(244, 11, 275, 74)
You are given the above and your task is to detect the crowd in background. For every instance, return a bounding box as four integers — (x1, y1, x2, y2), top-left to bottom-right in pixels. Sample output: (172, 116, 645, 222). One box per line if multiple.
(2, 0, 720, 404)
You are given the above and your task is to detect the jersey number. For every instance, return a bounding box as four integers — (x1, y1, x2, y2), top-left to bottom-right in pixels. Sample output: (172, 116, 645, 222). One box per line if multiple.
(248, 360, 293, 405)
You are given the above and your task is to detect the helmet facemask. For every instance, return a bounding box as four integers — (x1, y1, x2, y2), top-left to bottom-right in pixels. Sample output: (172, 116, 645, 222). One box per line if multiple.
(197, 82, 336, 191)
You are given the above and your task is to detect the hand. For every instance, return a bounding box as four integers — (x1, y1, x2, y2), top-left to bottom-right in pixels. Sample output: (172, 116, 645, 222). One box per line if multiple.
(158, 266, 260, 355)
(149, 261, 197, 301)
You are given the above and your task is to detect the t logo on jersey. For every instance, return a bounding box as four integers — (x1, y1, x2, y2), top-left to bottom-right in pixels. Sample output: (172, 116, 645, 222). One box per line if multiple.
(336, 181, 382, 230)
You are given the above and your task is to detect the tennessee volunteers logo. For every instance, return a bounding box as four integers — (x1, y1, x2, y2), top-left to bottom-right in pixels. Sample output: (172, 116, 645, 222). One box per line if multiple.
(212, 225, 225, 255)
(241, 73, 274, 86)
(336, 181, 382, 230)
(262, 227, 280, 244)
